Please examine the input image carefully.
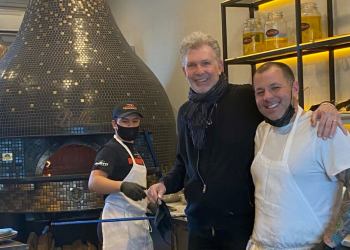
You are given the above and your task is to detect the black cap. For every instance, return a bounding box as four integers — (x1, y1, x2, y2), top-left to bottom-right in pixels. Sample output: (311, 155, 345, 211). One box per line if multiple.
(112, 102, 143, 119)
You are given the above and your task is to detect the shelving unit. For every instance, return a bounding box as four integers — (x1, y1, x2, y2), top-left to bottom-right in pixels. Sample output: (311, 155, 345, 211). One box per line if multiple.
(221, 0, 349, 107)
(226, 35, 350, 64)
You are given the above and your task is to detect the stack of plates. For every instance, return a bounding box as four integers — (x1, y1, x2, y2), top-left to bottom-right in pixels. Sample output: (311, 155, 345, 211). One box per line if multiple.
(0, 228, 18, 242)
(342, 234, 350, 247)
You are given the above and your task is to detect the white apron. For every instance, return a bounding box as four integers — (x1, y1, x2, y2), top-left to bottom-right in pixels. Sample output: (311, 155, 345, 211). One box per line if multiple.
(247, 108, 323, 250)
(102, 136, 153, 250)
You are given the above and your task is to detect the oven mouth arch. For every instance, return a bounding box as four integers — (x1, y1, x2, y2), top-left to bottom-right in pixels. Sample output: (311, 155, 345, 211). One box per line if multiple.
(35, 139, 101, 176)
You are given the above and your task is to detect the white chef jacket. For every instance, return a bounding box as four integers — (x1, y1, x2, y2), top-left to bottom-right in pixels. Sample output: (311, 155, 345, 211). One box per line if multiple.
(249, 107, 350, 249)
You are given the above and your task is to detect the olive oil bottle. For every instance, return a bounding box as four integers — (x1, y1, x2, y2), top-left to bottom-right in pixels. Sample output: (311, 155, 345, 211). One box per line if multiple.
(301, 2, 322, 42)
(243, 18, 265, 55)
(265, 11, 288, 50)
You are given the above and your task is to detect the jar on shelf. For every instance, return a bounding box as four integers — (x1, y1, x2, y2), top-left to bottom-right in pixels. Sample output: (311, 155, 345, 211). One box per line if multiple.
(242, 20, 251, 55)
(264, 11, 288, 50)
(301, 1, 322, 42)
(242, 17, 265, 55)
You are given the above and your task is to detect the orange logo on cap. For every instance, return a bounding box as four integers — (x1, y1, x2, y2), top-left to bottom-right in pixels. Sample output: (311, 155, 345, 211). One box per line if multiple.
(123, 103, 137, 110)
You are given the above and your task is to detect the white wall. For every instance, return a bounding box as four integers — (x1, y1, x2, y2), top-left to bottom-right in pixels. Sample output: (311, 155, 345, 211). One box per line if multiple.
(109, 0, 350, 112)
(0, 8, 24, 30)
(108, 0, 249, 116)
(1, 0, 350, 116)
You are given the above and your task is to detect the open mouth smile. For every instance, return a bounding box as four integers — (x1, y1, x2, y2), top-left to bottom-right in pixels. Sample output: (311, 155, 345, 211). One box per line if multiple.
(266, 103, 279, 109)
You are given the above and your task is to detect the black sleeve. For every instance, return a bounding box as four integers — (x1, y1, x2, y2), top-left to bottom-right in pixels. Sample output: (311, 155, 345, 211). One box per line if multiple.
(161, 105, 187, 194)
(92, 146, 118, 177)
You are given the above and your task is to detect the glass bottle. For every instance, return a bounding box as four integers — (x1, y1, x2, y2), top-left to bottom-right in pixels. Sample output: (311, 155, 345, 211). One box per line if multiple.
(301, 2, 322, 42)
(252, 17, 265, 53)
(242, 18, 265, 55)
(242, 20, 251, 55)
(265, 11, 288, 50)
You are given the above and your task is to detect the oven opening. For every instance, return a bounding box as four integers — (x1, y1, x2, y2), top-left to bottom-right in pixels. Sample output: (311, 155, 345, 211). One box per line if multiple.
(44, 144, 96, 176)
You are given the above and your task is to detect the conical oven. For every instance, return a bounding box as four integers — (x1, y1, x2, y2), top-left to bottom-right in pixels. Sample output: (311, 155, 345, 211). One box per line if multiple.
(0, 0, 176, 212)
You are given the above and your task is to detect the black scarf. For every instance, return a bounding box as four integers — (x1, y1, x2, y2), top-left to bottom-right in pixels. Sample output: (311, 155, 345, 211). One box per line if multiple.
(184, 74, 228, 149)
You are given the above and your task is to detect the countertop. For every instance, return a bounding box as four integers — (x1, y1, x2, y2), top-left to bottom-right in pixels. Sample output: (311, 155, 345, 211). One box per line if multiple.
(167, 201, 187, 221)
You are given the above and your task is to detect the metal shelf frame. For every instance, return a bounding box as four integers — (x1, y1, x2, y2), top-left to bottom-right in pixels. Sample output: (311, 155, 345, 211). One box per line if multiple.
(225, 35, 350, 65)
(221, 0, 342, 107)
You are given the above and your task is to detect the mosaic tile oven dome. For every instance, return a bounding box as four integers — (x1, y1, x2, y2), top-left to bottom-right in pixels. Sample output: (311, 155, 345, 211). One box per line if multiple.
(0, 0, 176, 212)
(0, 0, 176, 168)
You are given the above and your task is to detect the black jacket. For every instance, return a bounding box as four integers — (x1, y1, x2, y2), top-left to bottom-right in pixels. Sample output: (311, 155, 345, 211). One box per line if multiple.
(162, 84, 263, 231)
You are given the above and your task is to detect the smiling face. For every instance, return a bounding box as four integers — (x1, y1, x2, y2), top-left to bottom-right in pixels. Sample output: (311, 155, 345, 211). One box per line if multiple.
(182, 45, 224, 94)
(253, 66, 299, 121)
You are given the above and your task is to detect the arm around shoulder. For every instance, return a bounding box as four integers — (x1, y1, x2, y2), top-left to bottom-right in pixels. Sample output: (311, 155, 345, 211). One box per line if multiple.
(310, 102, 347, 138)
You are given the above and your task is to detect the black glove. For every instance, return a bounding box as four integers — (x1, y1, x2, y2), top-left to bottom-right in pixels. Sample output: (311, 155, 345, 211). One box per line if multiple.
(120, 181, 146, 201)
(311, 242, 335, 250)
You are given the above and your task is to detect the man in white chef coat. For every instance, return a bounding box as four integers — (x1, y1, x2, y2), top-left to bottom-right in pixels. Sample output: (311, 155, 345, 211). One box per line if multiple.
(248, 62, 350, 249)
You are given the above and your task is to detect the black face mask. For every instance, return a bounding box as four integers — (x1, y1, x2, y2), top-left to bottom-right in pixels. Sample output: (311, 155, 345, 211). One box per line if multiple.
(264, 103, 295, 127)
(117, 124, 139, 141)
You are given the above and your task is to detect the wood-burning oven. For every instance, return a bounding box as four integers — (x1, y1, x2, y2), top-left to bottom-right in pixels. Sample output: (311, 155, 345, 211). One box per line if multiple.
(0, 0, 176, 248)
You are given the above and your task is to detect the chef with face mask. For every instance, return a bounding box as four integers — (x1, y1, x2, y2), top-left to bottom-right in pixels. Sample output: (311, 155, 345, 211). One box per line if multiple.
(88, 102, 153, 250)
